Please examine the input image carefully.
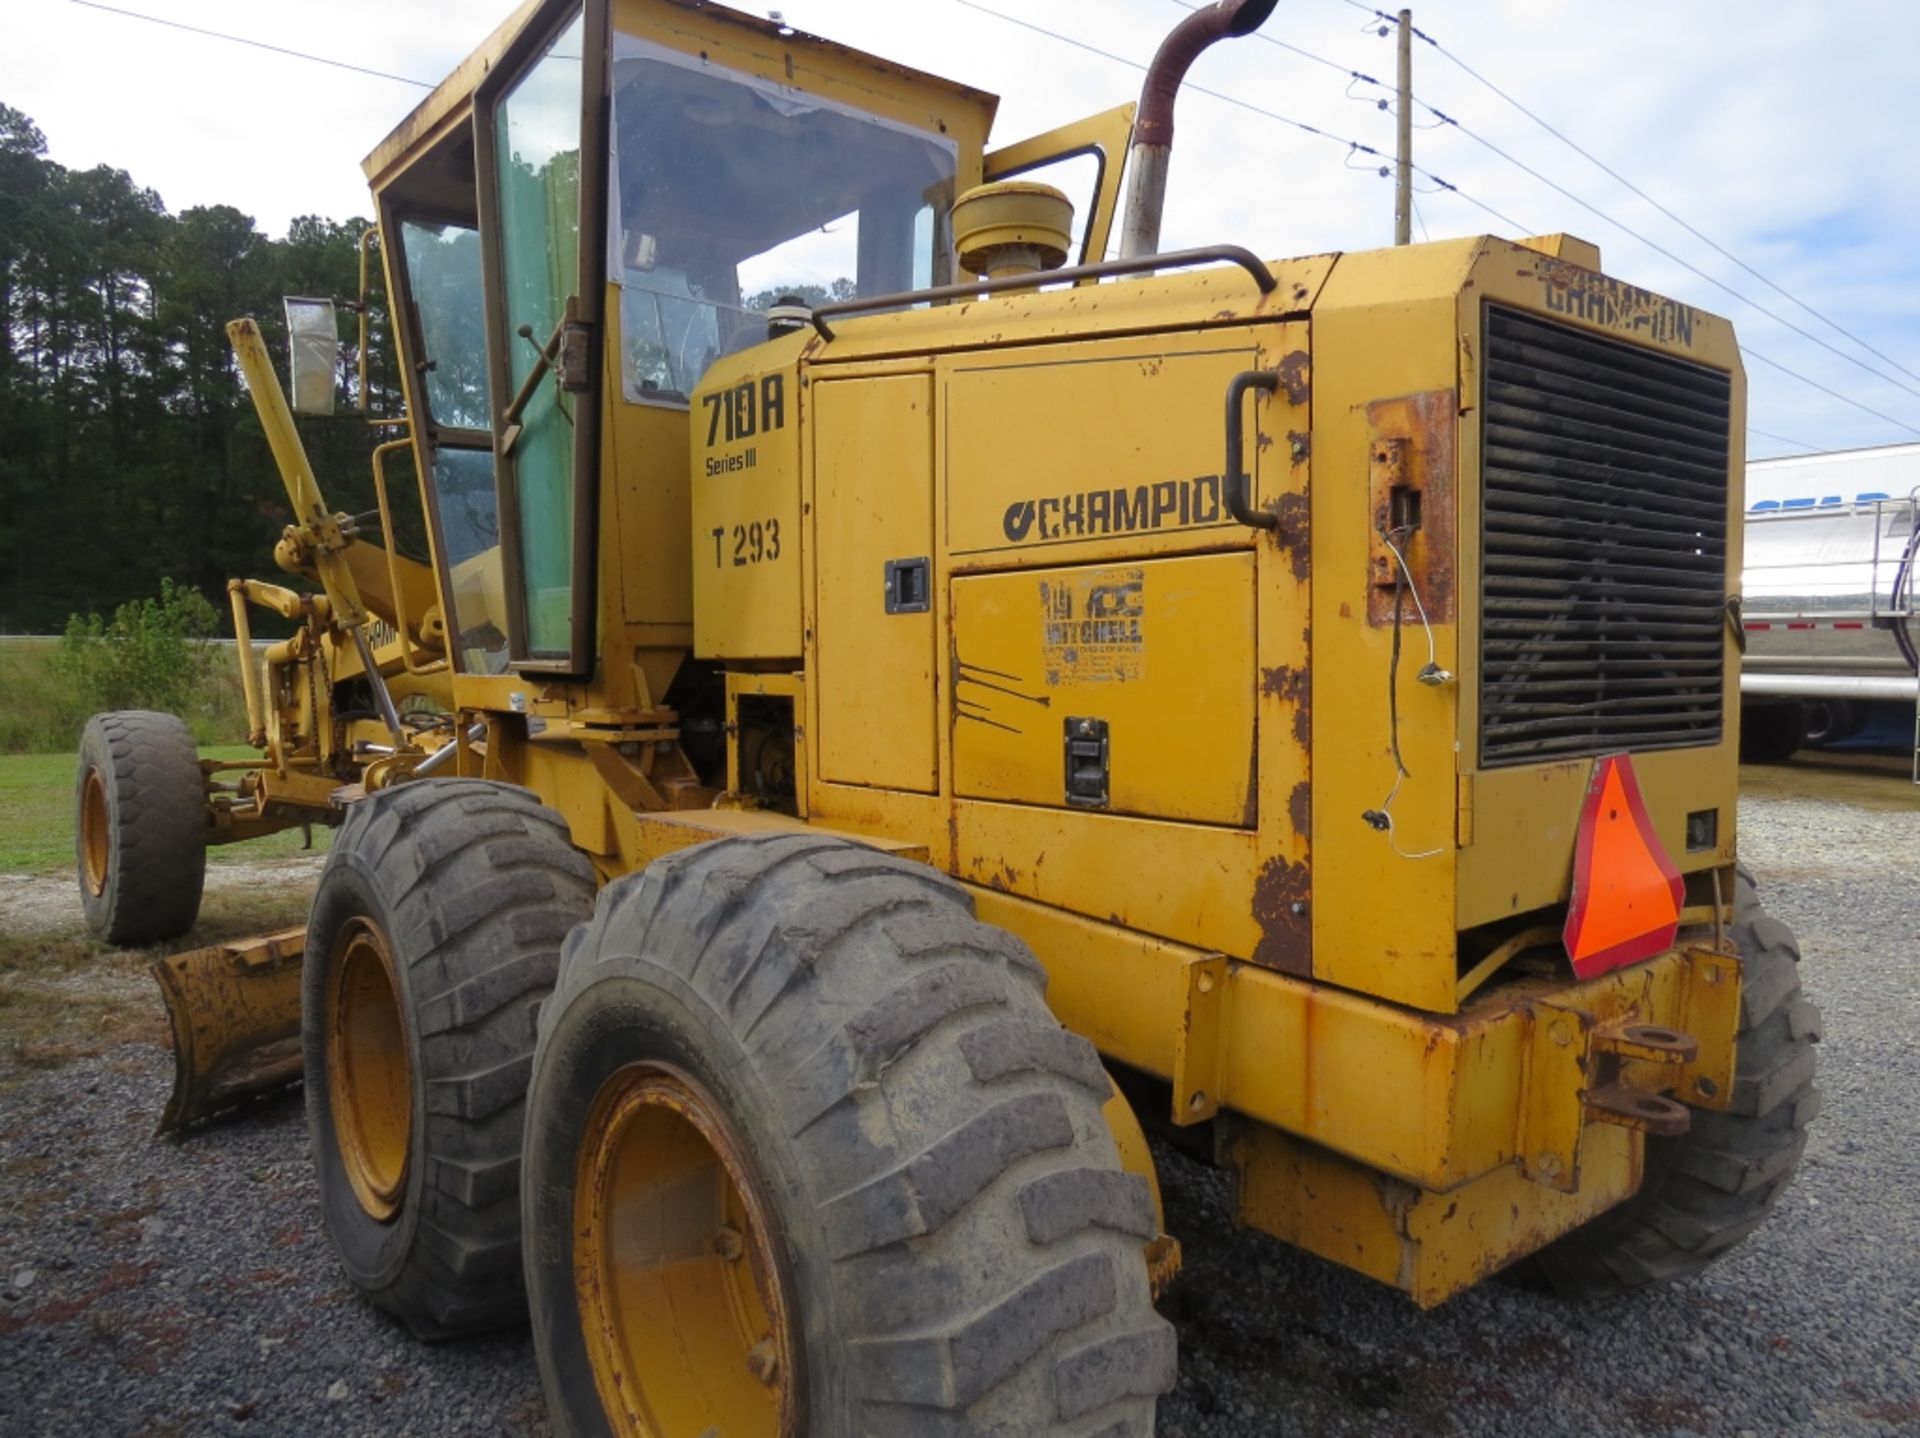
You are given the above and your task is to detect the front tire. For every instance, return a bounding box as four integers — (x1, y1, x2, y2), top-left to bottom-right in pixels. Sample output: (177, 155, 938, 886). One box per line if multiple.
(525, 834, 1174, 1437)
(303, 779, 595, 1339)
(1520, 866, 1820, 1298)
(75, 710, 208, 945)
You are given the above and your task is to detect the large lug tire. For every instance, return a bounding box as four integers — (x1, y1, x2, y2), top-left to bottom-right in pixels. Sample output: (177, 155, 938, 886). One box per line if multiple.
(525, 834, 1175, 1437)
(303, 779, 596, 1339)
(75, 710, 208, 945)
(1520, 865, 1821, 1298)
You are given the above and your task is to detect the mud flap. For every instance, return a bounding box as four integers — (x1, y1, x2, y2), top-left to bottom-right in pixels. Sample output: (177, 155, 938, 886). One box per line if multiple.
(152, 927, 306, 1133)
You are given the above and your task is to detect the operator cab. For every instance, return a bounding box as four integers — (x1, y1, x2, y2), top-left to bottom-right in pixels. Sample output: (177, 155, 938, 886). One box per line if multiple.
(365, 0, 1130, 691)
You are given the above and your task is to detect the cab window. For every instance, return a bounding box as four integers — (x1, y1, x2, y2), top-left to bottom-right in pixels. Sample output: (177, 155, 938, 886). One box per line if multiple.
(609, 37, 958, 405)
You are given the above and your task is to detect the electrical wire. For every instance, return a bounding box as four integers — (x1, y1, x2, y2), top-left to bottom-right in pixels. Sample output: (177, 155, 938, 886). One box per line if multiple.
(1325, 1, 1920, 433)
(951, 0, 1533, 234)
(1360, 528, 1446, 861)
(67, 0, 433, 87)
(1423, 111, 1920, 422)
(1746, 425, 1820, 454)
(1417, 18, 1920, 391)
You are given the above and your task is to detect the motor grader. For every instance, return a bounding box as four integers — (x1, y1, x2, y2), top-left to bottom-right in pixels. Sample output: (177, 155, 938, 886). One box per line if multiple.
(137, 0, 1819, 1432)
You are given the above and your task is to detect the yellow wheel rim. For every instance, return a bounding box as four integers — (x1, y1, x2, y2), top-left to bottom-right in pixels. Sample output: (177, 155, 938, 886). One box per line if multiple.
(574, 1063, 798, 1438)
(80, 768, 110, 898)
(325, 918, 412, 1221)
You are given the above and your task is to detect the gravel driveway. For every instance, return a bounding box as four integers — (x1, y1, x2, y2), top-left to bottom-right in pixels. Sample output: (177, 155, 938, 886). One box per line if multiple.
(2, 789, 1915, 1437)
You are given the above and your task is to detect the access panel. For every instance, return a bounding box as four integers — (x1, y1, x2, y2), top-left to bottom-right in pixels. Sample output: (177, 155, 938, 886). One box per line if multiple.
(812, 374, 938, 792)
(942, 333, 1264, 567)
(952, 552, 1256, 826)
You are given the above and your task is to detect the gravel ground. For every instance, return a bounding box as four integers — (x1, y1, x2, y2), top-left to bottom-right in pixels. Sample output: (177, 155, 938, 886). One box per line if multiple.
(1, 789, 1915, 1437)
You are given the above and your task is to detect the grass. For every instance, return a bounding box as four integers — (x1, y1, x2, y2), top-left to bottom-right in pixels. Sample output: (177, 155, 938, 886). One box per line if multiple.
(0, 746, 331, 876)
(0, 636, 251, 755)
(0, 885, 316, 1078)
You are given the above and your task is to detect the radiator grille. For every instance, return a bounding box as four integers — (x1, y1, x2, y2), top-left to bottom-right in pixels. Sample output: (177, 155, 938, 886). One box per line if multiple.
(1479, 305, 1731, 767)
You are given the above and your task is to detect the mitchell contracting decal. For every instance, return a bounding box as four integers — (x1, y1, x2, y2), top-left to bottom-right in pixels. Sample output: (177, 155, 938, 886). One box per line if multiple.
(1002, 474, 1227, 545)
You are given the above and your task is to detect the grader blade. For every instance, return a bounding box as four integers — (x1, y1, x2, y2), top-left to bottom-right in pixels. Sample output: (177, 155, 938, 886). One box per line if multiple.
(152, 928, 307, 1134)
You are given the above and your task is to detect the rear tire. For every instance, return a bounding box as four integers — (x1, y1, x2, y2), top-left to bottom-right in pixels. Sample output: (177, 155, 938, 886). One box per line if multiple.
(1518, 866, 1820, 1298)
(75, 710, 208, 945)
(525, 834, 1174, 1436)
(1738, 701, 1806, 764)
(303, 779, 596, 1339)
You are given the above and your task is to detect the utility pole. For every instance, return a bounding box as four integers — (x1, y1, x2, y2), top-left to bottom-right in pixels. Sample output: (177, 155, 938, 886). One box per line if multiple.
(1394, 8, 1413, 245)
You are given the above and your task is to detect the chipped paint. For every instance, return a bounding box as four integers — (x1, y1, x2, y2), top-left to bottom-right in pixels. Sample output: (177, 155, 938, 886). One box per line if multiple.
(1274, 349, 1312, 406)
(1251, 854, 1312, 976)
(1270, 491, 1311, 581)
(1533, 258, 1699, 350)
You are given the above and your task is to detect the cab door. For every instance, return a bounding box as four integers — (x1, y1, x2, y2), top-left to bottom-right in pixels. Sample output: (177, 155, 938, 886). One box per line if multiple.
(475, 0, 610, 676)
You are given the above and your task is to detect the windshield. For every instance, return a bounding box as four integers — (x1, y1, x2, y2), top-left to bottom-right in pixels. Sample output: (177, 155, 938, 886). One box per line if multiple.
(609, 37, 958, 403)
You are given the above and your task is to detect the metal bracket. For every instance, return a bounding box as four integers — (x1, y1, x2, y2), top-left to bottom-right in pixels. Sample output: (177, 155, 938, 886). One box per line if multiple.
(1172, 954, 1227, 1126)
(1584, 1084, 1691, 1137)
(1518, 1001, 1590, 1192)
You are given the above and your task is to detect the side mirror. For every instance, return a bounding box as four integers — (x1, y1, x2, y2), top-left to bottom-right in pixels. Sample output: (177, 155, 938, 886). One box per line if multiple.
(283, 297, 340, 416)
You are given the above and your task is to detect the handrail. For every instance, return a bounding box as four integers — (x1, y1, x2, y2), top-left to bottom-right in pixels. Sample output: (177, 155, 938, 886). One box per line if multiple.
(368, 435, 448, 678)
(809, 244, 1280, 340)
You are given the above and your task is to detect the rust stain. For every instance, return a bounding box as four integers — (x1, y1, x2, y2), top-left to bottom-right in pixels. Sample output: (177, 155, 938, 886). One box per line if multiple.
(1293, 704, 1311, 749)
(1286, 428, 1311, 464)
(1365, 389, 1458, 627)
(1274, 350, 1311, 407)
(1288, 780, 1311, 838)
(1260, 664, 1307, 702)
(1271, 491, 1311, 580)
(1251, 855, 1312, 976)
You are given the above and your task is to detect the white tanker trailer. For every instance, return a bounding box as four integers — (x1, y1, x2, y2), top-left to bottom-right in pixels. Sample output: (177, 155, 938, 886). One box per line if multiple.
(1741, 443, 1920, 773)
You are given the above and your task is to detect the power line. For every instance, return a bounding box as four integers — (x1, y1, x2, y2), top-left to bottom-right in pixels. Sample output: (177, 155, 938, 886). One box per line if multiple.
(1329, 2, 1920, 423)
(952, 0, 1532, 234)
(1396, 11, 1920, 391)
(1432, 115, 1920, 425)
(1098, 3, 1920, 441)
(67, 1, 433, 88)
(1747, 426, 1820, 454)
(1736, 345, 1920, 439)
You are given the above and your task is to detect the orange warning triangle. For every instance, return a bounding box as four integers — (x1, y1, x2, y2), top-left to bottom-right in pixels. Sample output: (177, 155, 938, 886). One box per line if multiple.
(1562, 754, 1684, 980)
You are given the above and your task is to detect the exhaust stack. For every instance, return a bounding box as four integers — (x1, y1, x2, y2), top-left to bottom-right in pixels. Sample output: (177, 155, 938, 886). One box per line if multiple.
(1118, 0, 1279, 260)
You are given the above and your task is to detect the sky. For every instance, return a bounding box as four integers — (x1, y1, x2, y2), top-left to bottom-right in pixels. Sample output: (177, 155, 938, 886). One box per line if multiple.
(5, 0, 1920, 461)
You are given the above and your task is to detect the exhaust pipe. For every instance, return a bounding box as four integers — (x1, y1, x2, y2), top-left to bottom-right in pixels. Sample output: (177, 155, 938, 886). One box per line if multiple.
(1118, 0, 1280, 260)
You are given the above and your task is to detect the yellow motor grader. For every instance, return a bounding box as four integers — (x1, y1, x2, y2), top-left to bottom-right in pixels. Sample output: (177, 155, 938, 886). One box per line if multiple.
(152, 0, 1819, 1432)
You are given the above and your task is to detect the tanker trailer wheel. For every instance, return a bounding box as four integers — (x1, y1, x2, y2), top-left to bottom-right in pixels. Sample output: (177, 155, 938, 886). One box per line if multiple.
(1517, 865, 1820, 1299)
(75, 711, 208, 945)
(524, 834, 1175, 1437)
(303, 779, 595, 1339)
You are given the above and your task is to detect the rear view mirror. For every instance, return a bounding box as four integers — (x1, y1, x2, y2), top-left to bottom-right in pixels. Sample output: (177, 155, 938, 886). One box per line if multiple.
(284, 297, 340, 415)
